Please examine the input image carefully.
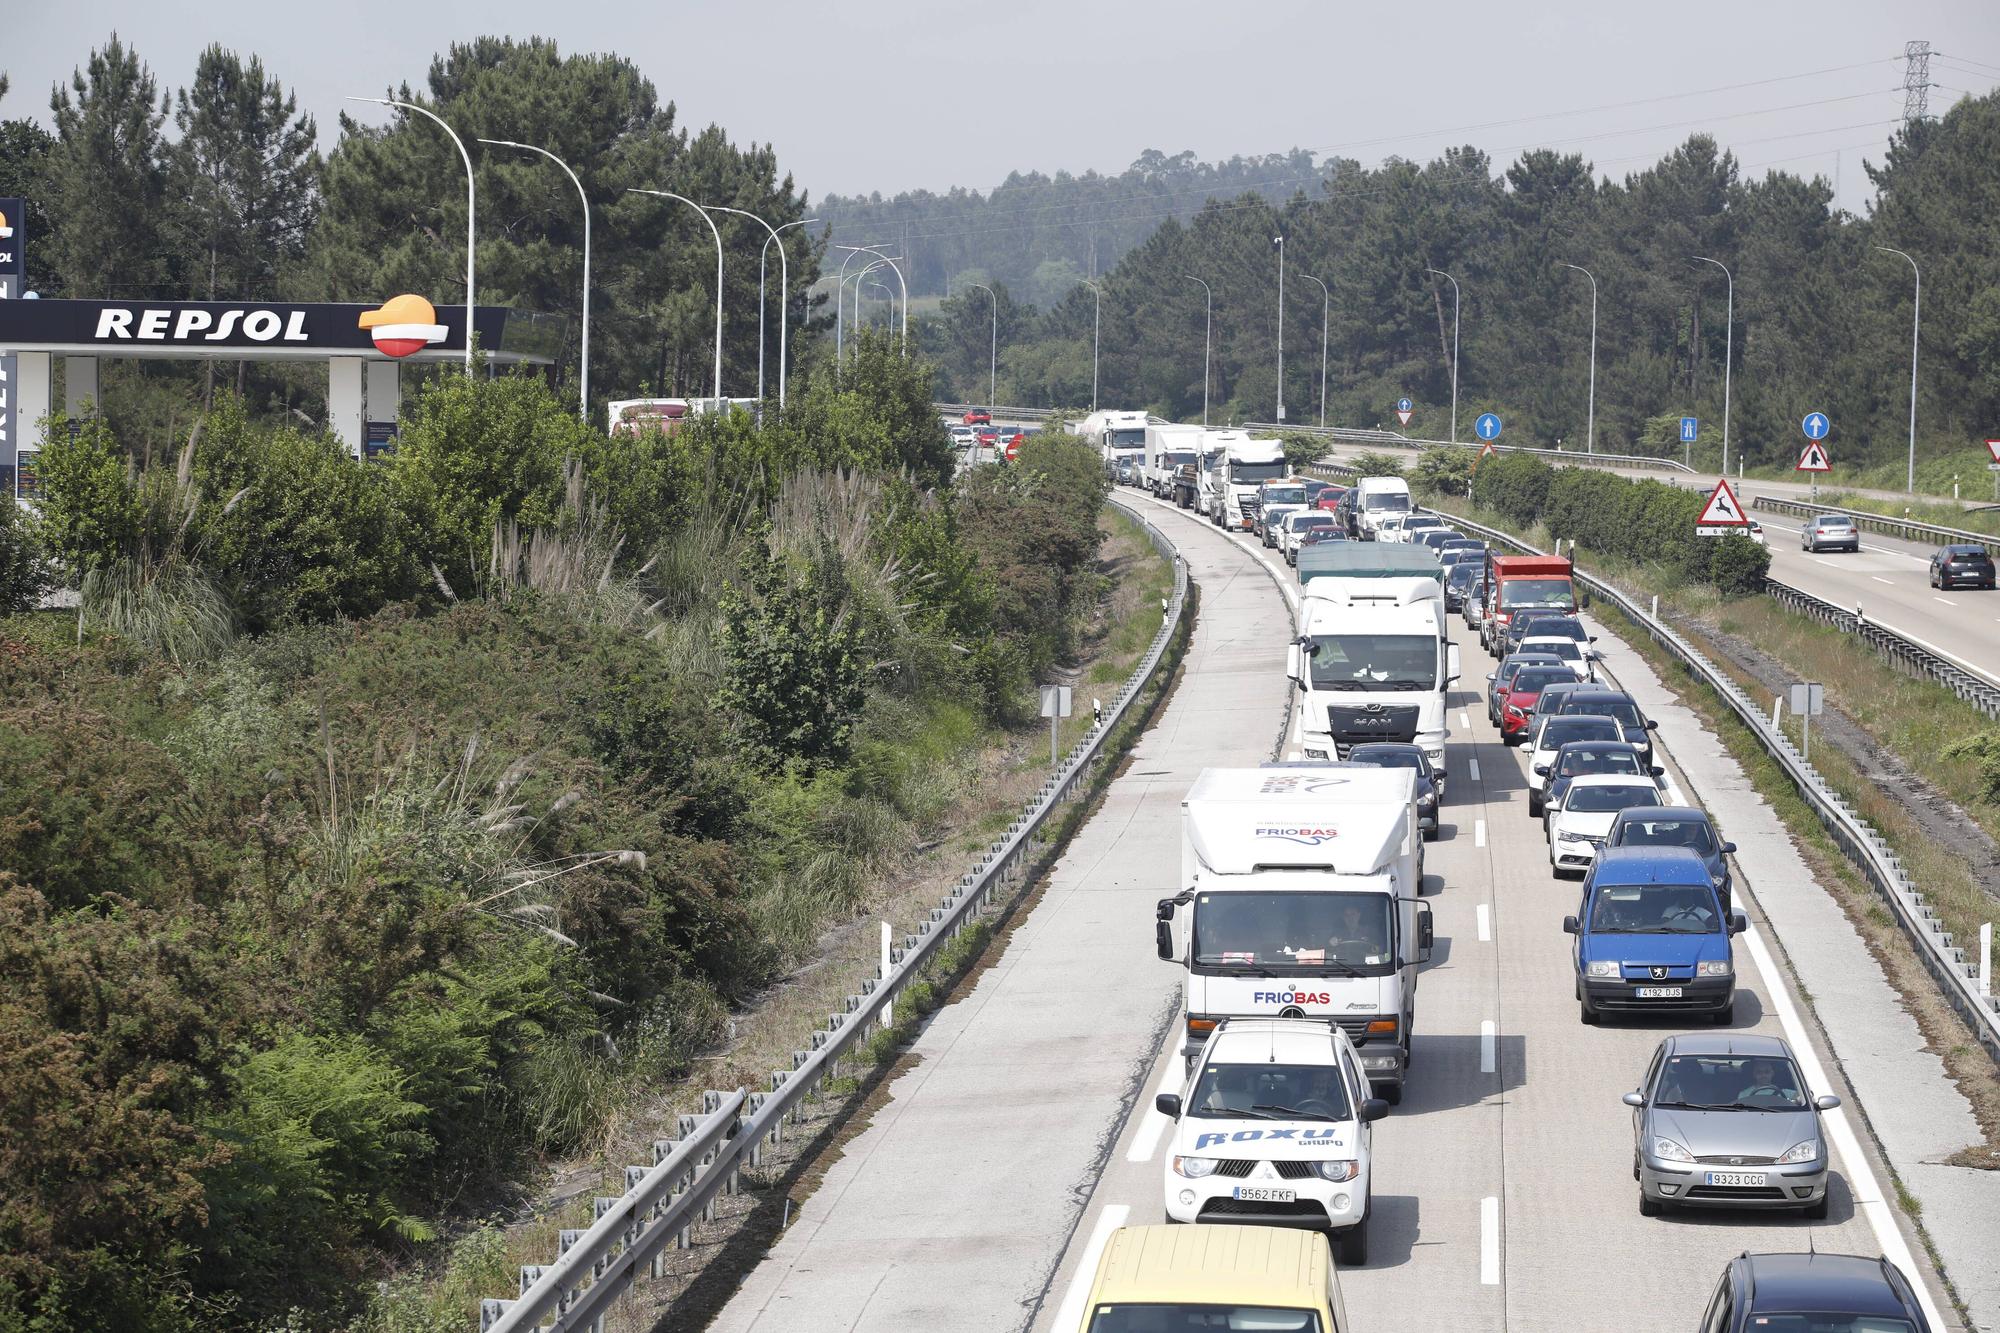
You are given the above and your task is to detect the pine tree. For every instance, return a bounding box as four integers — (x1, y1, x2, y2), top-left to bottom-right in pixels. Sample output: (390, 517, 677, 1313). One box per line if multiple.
(43, 33, 174, 298)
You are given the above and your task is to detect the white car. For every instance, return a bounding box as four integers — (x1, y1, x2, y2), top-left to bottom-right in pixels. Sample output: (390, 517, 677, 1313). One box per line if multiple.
(1524, 713, 1626, 816)
(1281, 511, 1337, 563)
(1746, 518, 1767, 546)
(1374, 514, 1411, 543)
(1261, 504, 1303, 547)
(1519, 634, 1599, 683)
(1160, 1017, 1387, 1265)
(1546, 772, 1668, 876)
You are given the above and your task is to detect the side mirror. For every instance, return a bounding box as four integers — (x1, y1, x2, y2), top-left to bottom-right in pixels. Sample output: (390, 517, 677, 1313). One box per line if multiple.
(1155, 1092, 1183, 1119)
(1156, 920, 1175, 959)
(1580, 590, 1592, 609)
(1562, 915, 1580, 935)
(1814, 1094, 1842, 1111)
(1728, 912, 1749, 936)
(1649, 765, 1666, 777)
(1446, 642, 1462, 685)
(1533, 763, 1551, 776)
(1417, 907, 1435, 963)
(1285, 642, 1304, 686)
(1622, 1091, 1646, 1108)
(1588, 635, 1599, 643)
(1644, 719, 1659, 731)
(1720, 841, 1737, 855)
(1484, 673, 1496, 683)
(1359, 1097, 1391, 1123)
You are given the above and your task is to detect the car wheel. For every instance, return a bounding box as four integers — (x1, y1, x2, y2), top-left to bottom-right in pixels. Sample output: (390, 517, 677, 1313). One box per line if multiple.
(1712, 1000, 1735, 1026)
(1801, 1192, 1830, 1221)
(1423, 824, 1437, 842)
(1335, 1208, 1369, 1266)
(1639, 1187, 1662, 1217)
(1528, 792, 1543, 817)
(1580, 998, 1600, 1026)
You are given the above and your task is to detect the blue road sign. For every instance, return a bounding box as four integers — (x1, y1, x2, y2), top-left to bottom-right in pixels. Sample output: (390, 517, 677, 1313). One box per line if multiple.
(1802, 411, 1831, 441)
(1475, 412, 1503, 441)
(1396, 397, 1413, 413)
(1680, 416, 1698, 443)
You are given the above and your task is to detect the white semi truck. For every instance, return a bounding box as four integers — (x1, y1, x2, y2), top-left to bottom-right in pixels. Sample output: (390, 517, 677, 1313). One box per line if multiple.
(1080, 410, 1150, 479)
(1141, 422, 1205, 496)
(1290, 545, 1459, 767)
(1157, 765, 1433, 1102)
(1199, 430, 1289, 531)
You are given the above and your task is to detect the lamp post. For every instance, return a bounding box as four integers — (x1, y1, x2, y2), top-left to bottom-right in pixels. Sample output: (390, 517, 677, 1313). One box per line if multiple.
(832, 246, 874, 361)
(1689, 256, 1733, 476)
(1874, 246, 1922, 493)
(1563, 263, 1598, 454)
(350, 96, 474, 371)
(1425, 267, 1460, 443)
(1272, 234, 1286, 422)
(833, 244, 908, 356)
(960, 281, 999, 406)
(629, 189, 724, 410)
(710, 208, 815, 410)
(840, 254, 901, 349)
(1300, 272, 1329, 428)
(1083, 280, 1103, 411)
(1185, 274, 1212, 427)
(479, 138, 589, 416)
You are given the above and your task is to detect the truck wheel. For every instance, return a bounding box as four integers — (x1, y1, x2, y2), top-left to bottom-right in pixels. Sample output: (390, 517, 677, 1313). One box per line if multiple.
(1377, 1080, 1403, 1107)
(1335, 1212, 1369, 1266)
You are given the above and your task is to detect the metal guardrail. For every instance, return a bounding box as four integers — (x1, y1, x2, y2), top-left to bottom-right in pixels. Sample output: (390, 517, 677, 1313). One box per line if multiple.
(935, 402, 1061, 421)
(1751, 494, 2000, 558)
(1758, 578, 2000, 718)
(1422, 504, 2000, 1062)
(479, 498, 1191, 1332)
(1258, 420, 1695, 473)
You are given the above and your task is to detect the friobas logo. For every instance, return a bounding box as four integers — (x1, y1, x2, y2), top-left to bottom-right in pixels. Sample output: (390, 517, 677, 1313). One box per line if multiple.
(357, 294, 448, 358)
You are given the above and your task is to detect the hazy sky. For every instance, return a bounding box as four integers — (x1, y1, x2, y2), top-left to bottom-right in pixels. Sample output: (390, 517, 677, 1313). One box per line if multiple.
(7, 0, 2000, 216)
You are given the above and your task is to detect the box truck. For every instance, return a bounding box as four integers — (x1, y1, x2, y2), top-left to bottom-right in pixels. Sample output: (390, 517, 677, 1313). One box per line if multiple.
(1142, 422, 1205, 497)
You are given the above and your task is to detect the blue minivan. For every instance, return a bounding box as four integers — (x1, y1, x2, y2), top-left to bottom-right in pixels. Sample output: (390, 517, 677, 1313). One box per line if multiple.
(1562, 846, 1746, 1026)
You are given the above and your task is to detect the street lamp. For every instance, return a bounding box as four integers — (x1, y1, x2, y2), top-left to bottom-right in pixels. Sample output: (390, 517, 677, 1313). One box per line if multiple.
(832, 244, 908, 357)
(479, 138, 590, 416)
(1299, 272, 1330, 428)
(349, 96, 474, 371)
(710, 208, 815, 410)
(839, 253, 901, 351)
(1185, 274, 1212, 427)
(1425, 267, 1460, 443)
(1272, 234, 1286, 422)
(628, 189, 724, 410)
(1689, 256, 1734, 475)
(1083, 280, 1103, 411)
(854, 258, 896, 328)
(958, 281, 999, 406)
(1562, 263, 1598, 454)
(1874, 246, 1922, 493)
(832, 247, 873, 361)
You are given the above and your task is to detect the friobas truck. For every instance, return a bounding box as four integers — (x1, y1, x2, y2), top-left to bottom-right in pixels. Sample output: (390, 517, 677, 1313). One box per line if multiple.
(1157, 765, 1433, 1102)
(1199, 430, 1289, 531)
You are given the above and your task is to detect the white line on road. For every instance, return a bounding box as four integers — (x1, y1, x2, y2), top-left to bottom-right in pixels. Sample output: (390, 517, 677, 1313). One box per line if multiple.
(1469, 758, 1482, 782)
(1477, 903, 1491, 941)
(1124, 1059, 1186, 1163)
(1052, 1204, 1131, 1333)
(1479, 1020, 1497, 1074)
(1459, 711, 1470, 730)
(1474, 819, 1487, 848)
(1871, 576, 1894, 584)
(1934, 596, 1957, 606)
(1480, 1196, 1500, 1286)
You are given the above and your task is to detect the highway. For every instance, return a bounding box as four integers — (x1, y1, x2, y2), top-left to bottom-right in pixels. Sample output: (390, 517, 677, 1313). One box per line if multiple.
(707, 478, 1967, 1332)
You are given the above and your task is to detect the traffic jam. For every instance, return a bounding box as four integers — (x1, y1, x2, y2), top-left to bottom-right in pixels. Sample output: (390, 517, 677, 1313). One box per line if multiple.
(1044, 411, 1939, 1332)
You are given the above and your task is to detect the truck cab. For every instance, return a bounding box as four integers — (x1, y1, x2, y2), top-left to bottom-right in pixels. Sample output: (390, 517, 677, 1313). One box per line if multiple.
(1097, 410, 1150, 482)
(1158, 767, 1432, 1103)
(1202, 430, 1290, 531)
(1142, 422, 1204, 497)
(1350, 476, 1413, 540)
(1481, 554, 1578, 654)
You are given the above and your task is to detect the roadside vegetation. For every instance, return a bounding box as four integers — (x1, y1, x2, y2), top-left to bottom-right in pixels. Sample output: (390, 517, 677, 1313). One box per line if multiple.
(0, 334, 1119, 1332)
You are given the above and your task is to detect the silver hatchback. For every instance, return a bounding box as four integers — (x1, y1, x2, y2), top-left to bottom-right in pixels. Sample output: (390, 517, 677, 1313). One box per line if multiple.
(1624, 1032, 1839, 1217)
(1802, 514, 1860, 553)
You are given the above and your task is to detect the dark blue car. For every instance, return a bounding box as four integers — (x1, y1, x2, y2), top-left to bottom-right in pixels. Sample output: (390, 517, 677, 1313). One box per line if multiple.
(1703, 1251, 1932, 1332)
(1563, 847, 1745, 1026)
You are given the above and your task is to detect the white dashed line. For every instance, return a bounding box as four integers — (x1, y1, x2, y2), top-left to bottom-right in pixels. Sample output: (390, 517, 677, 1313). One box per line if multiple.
(1468, 758, 1482, 783)
(1480, 1197, 1501, 1285)
(1053, 1205, 1132, 1332)
(1476, 903, 1491, 941)
(1871, 576, 1894, 584)
(1474, 818, 1487, 848)
(1480, 1019, 1497, 1074)
(1459, 711, 1471, 730)
(1934, 596, 1956, 606)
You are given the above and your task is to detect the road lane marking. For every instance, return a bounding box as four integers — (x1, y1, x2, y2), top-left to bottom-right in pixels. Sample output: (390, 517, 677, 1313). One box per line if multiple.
(1125, 1059, 1186, 1163)
(1469, 758, 1482, 782)
(1477, 903, 1491, 941)
(1459, 710, 1470, 729)
(1479, 1020, 1496, 1074)
(1480, 1196, 1500, 1285)
(1934, 596, 1956, 606)
(1052, 1204, 1131, 1333)
(1737, 923, 1944, 1330)
(1474, 819, 1487, 848)
(1871, 576, 1894, 584)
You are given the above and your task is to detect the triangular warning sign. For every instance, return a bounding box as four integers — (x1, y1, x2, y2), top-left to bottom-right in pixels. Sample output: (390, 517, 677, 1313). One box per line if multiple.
(1696, 477, 1748, 527)
(1478, 438, 1496, 460)
(1796, 441, 1831, 472)
(1985, 437, 2000, 464)
(1396, 409, 1412, 427)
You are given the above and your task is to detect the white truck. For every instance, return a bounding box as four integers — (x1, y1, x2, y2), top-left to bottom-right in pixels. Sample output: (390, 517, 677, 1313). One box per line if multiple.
(1200, 431, 1289, 531)
(1141, 422, 1204, 497)
(1290, 545, 1459, 768)
(1350, 475, 1414, 541)
(1079, 409, 1149, 480)
(1157, 765, 1433, 1103)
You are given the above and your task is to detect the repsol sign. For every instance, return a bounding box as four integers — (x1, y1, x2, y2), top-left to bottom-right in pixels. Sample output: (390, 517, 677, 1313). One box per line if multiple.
(0, 298, 505, 355)
(95, 307, 310, 344)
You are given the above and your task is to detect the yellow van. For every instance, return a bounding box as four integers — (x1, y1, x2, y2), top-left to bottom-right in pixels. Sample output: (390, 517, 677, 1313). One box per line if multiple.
(1073, 1223, 1348, 1332)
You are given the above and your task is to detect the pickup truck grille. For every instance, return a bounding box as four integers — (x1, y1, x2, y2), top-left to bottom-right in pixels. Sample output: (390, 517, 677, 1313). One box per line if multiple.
(1326, 703, 1420, 745)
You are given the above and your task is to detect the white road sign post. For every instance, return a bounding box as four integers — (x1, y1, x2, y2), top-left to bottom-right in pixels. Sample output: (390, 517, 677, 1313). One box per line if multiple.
(1041, 684, 1073, 765)
(1789, 681, 1824, 762)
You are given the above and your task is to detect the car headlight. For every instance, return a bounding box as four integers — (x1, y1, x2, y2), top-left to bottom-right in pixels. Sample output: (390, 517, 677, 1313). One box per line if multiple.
(1697, 960, 1731, 977)
(1303, 747, 1329, 760)
(1585, 960, 1619, 978)
(1313, 1159, 1361, 1182)
(1778, 1140, 1820, 1165)
(1172, 1156, 1219, 1179)
(1652, 1137, 1695, 1164)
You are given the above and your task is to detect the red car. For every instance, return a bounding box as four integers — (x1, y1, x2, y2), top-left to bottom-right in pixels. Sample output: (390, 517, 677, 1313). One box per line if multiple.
(1315, 490, 1346, 513)
(1497, 664, 1582, 744)
(963, 408, 992, 425)
(976, 427, 999, 449)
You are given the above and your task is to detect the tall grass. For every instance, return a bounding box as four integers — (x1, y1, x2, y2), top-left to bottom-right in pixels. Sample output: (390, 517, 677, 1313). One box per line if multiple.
(484, 462, 660, 631)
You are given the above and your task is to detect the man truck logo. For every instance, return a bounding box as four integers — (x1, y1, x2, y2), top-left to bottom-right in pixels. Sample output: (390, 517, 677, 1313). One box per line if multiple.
(1253, 991, 1332, 1006)
(1256, 826, 1339, 845)
(358, 294, 449, 357)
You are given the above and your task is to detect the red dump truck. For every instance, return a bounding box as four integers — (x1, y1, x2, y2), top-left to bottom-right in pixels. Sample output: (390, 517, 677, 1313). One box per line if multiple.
(1480, 554, 1578, 655)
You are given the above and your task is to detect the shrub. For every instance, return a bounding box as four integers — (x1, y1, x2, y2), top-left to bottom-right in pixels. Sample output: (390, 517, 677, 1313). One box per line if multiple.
(715, 536, 870, 771)
(1414, 446, 1472, 496)
(0, 497, 49, 611)
(1345, 451, 1407, 478)
(1709, 533, 1772, 595)
(30, 413, 142, 575)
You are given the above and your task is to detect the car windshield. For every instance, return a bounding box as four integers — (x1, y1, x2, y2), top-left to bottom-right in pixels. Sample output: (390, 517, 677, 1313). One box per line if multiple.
(1558, 746, 1643, 777)
(1264, 486, 1308, 506)
(1616, 818, 1716, 856)
(1186, 1060, 1355, 1123)
(1107, 428, 1147, 448)
(1191, 891, 1393, 971)
(1565, 697, 1643, 728)
(1349, 747, 1424, 772)
(1363, 491, 1412, 513)
(1448, 565, 1479, 588)
(1655, 1053, 1806, 1111)
(1541, 719, 1623, 750)
(1163, 451, 1197, 466)
(1500, 578, 1576, 610)
(1511, 668, 1576, 693)
(1587, 882, 1719, 934)
(1723, 1317, 1911, 1333)
(1517, 615, 1584, 640)
(1566, 783, 1657, 813)
(1088, 1305, 1323, 1333)
(1290, 514, 1335, 531)
(1529, 639, 1585, 661)
(1819, 516, 1856, 528)
(1307, 634, 1438, 690)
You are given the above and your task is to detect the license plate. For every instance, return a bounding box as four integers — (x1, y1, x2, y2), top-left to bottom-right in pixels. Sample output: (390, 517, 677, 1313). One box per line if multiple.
(1635, 986, 1683, 998)
(1232, 1186, 1297, 1203)
(1704, 1171, 1768, 1187)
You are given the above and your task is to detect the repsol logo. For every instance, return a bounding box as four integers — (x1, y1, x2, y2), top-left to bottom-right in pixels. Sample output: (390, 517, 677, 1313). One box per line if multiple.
(1253, 991, 1332, 1005)
(1194, 1127, 1345, 1150)
(94, 308, 310, 343)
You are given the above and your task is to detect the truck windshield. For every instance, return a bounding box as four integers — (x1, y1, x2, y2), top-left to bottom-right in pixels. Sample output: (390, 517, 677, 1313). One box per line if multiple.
(1307, 634, 1438, 690)
(1499, 578, 1576, 610)
(1163, 451, 1197, 466)
(1230, 460, 1287, 483)
(1186, 1061, 1354, 1122)
(1108, 428, 1147, 448)
(1192, 891, 1394, 971)
(1263, 486, 1307, 506)
(1362, 491, 1412, 513)
(1588, 883, 1720, 934)
(1089, 1307, 1321, 1333)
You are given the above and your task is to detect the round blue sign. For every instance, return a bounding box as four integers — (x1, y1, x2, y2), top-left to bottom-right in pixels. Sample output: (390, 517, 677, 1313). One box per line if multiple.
(1475, 412, 1503, 441)
(1396, 397, 1413, 413)
(1801, 411, 1830, 441)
